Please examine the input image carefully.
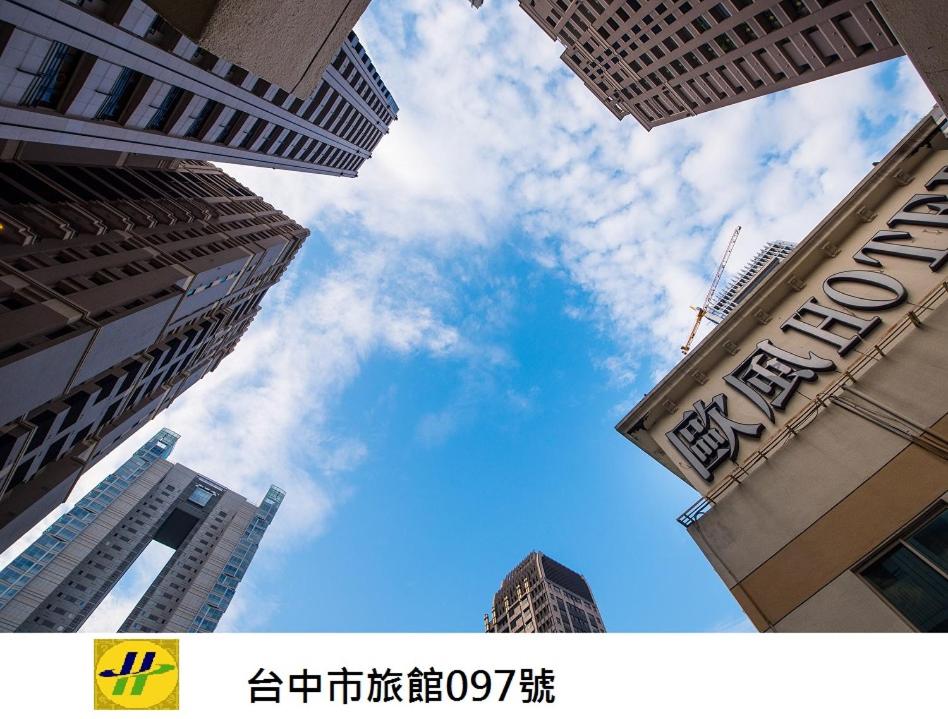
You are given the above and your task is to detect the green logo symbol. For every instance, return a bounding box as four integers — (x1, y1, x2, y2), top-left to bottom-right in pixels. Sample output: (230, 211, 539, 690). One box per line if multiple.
(94, 639, 179, 710)
(99, 651, 175, 696)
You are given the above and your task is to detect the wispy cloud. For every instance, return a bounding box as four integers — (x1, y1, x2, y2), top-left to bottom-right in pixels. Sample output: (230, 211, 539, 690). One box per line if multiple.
(229, 1, 933, 383)
(0, 242, 464, 628)
(708, 614, 757, 633)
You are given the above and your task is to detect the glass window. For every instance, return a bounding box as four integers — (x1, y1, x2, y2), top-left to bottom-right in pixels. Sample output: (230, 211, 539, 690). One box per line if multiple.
(146, 86, 184, 131)
(188, 487, 214, 507)
(908, 510, 948, 573)
(95, 67, 143, 121)
(861, 508, 948, 632)
(20, 42, 82, 109)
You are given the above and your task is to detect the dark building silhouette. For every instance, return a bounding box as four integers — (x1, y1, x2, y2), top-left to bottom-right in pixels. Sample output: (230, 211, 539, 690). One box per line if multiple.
(485, 551, 606, 632)
(0, 151, 307, 553)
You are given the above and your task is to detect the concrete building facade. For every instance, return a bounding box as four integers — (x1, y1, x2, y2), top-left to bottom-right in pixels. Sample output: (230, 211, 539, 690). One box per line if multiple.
(142, 0, 372, 99)
(485, 551, 606, 633)
(709, 240, 795, 321)
(617, 109, 948, 631)
(0, 150, 307, 554)
(0, 429, 283, 633)
(875, 0, 948, 116)
(0, 0, 397, 175)
(511, 0, 903, 129)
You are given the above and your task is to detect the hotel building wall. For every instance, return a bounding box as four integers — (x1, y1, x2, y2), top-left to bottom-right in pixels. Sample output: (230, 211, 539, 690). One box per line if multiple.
(618, 110, 948, 630)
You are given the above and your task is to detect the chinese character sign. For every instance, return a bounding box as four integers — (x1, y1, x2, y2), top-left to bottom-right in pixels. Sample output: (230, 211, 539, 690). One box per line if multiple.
(724, 340, 835, 421)
(665, 394, 764, 483)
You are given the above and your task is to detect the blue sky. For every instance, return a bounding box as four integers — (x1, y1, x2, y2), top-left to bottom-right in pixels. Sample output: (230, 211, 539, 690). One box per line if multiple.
(0, 1, 936, 632)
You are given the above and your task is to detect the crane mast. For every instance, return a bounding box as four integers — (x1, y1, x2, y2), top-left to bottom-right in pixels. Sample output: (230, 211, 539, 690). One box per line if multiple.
(680, 225, 741, 354)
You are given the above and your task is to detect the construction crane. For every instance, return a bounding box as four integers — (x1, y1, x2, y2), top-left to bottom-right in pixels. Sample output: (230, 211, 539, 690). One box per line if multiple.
(680, 225, 741, 354)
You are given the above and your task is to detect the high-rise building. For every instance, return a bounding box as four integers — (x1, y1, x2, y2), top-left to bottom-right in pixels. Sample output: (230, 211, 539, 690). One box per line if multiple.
(505, 1, 903, 129)
(0, 0, 397, 175)
(616, 108, 948, 631)
(485, 551, 606, 633)
(142, 0, 372, 99)
(0, 429, 283, 633)
(0, 152, 307, 553)
(708, 240, 794, 321)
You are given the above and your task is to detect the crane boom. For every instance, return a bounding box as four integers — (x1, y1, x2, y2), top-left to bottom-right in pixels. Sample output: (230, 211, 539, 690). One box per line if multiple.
(681, 225, 741, 354)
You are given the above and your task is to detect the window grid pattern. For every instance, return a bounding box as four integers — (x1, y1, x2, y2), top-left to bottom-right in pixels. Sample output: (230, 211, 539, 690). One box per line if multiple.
(0, 159, 307, 536)
(860, 506, 948, 632)
(708, 240, 795, 320)
(519, 0, 902, 129)
(2, 3, 397, 175)
(189, 485, 284, 632)
(486, 551, 606, 633)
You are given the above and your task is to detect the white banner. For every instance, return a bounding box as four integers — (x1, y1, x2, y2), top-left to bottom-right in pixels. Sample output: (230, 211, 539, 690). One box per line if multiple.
(0, 633, 941, 717)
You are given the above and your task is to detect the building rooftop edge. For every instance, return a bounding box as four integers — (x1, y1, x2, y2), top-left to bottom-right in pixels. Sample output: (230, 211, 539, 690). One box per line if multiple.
(614, 108, 945, 479)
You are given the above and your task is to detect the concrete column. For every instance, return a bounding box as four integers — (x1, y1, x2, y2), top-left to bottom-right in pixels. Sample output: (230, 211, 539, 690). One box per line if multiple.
(876, 0, 948, 113)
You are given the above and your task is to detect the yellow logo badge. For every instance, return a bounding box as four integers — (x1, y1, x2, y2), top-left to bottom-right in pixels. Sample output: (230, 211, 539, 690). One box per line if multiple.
(94, 639, 179, 710)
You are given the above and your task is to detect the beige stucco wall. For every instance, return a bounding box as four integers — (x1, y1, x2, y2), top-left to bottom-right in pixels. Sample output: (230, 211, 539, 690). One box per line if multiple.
(145, 0, 371, 96)
(691, 402, 948, 630)
(644, 145, 948, 493)
(687, 299, 948, 587)
(774, 571, 911, 633)
(624, 115, 948, 631)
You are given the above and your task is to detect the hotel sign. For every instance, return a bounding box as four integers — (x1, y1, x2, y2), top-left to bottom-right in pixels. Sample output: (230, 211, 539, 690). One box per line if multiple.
(666, 165, 948, 483)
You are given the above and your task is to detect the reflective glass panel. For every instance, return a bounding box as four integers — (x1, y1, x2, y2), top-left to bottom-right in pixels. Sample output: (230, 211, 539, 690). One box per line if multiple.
(908, 509, 948, 574)
(862, 545, 948, 632)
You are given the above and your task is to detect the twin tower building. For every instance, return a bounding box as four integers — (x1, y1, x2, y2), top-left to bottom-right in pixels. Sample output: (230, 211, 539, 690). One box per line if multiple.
(0, 0, 397, 631)
(0, 429, 282, 633)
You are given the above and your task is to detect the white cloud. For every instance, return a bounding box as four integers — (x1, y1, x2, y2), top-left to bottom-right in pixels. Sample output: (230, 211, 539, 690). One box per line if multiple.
(153, 243, 463, 544)
(416, 408, 460, 448)
(0, 242, 463, 629)
(215, 574, 279, 632)
(81, 543, 175, 633)
(226, 1, 933, 380)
